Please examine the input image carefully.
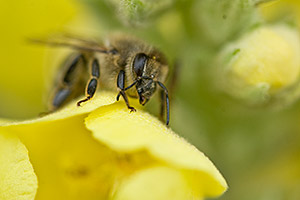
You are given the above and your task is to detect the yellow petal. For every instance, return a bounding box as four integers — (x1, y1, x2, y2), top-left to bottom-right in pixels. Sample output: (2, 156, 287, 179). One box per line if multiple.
(1, 92, 142, 200)
(2, 92, 227, 199)
(85, 101, 227, 198)
(1, 91, 116, 126)
(0, 131, 37, 200)
(2, 93, 118, 200)
(113, 166, 202, 200)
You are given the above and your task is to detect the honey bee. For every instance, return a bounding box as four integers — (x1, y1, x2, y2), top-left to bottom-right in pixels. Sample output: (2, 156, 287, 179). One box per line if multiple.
(33, 34, 170, 125)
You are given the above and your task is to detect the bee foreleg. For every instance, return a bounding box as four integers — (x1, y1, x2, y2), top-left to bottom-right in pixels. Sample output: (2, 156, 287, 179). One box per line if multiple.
(116, 70, 136, 112)
(77, 59, 100, 106)
(157, 81, 170, 126)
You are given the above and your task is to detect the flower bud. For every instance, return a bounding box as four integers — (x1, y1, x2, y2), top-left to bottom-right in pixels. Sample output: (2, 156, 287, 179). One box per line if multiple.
(216, 25, 300, 105)
(109, 0, 174, 26)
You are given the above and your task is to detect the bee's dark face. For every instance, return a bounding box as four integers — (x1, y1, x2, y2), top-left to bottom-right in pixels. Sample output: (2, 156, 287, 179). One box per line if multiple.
(136, 79, 156, 105)
(132, 52, 160, 105)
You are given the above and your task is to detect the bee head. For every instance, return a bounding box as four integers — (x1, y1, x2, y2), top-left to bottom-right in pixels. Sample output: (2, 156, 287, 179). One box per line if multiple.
(132, 53, 160, 105)
(129, 50, 170, 125)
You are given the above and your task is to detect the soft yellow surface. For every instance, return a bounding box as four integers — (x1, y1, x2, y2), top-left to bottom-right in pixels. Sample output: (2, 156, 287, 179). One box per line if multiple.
(6, 116, 117, 200)
(86, 98, 227, 197)
(1, 91, 116, 126)
(227, 25, 300, 93)
(1, 92, 227, 199)
(113, 166, 203, 200)
(1, 92, 118, 200)
(0, 131, 38, 200)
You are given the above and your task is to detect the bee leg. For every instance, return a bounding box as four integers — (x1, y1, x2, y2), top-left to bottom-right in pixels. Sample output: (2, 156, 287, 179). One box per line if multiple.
(157, 81, 170, 126)
(77, 59, 100, 106)
(116, 70, 136, 112)
(52, 88, 72, 109)
(158, 61, 179, 125)
(48, 54, 84, 112)
(45, 88, 72, 115)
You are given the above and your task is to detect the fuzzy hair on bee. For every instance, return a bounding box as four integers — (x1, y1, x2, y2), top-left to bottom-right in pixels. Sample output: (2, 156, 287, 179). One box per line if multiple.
(32, 34, 171, 125)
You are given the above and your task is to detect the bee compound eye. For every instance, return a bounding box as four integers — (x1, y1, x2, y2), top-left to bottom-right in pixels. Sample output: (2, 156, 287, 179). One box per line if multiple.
(133, 53, 148, 77)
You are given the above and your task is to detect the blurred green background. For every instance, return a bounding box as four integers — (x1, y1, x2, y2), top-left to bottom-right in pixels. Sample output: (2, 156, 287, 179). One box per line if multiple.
(1, 0, 300, 199)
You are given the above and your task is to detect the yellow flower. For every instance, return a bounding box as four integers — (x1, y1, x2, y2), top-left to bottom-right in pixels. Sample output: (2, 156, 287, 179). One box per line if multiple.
(216, 24, 300, 105)
(1, 92, 227, 199)
(0, 131, 37, 200)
